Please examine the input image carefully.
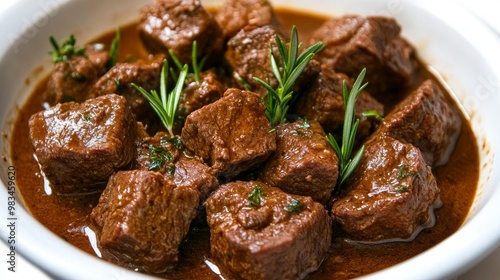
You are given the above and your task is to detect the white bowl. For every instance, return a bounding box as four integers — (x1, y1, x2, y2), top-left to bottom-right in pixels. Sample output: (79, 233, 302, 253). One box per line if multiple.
(1, 0, 499, 279)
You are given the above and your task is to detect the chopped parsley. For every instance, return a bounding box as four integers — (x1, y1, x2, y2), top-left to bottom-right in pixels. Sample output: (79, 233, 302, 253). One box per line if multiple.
(81, 114, 91, 121)
(248, 185, 264, 207)
(148, 144, 173, 171)
(301, 118, 310, 128)
(161, 136, 183, 150)
(397, 166, 419, 180)
(285, 199, 303, 214)
(292, 130, 306, 137)
(395, 186, 409, 193)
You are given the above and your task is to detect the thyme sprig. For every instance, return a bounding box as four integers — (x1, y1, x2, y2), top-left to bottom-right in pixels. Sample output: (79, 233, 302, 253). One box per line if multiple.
(169, 41, 207, 84)
(49, 34, 85, 63)
(327, 68, 368, 193)
(254, 26, 324, 127)
(132, 60, 188, 135)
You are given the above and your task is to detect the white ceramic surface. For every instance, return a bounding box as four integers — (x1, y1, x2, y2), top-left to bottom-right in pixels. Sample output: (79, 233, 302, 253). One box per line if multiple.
(1, 0, 500, 279)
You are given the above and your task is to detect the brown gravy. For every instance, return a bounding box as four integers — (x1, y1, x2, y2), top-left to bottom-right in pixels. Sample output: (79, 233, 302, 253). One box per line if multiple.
(11, 9, 479, 279)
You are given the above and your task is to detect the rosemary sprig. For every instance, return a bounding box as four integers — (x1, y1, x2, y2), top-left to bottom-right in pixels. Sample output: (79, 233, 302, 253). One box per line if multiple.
(326, 68, 368, 192)
(49, 34, 86, 63)
(107, 28, 121, 70)
(168, 41, 207, 84)
(254, 26, 324, 127)
(131, 60, 188, 135)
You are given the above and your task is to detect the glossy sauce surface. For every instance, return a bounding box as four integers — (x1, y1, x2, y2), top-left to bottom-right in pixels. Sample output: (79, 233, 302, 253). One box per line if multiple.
(11, 9, 479, 279)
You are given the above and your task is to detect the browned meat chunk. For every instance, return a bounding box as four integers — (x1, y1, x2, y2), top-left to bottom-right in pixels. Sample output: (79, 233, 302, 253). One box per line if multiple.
(181, 88, 276, 179)
(138, 0, 224, 64)
(91, 54, 165, 124)
(225, 25, 285, 96)
(174, 156, 219, 201)
(214, 0, 283, 39)
(294, 66, 384, 140)
(205, 181, 332, 280)
(85, 43, 111, 75)
(378, 79, 461, 166)
(259, 119, 339, 205)
(310, 15, 416, 99)
(45, 44, 110, 105)
(178, 68, 227, 120)
(91, 170, 199, 273)
(28, 94, 137, 194)
(226, 25, 320, 97)
(134, 131, 219, 200)
(331, 136, 439, 242)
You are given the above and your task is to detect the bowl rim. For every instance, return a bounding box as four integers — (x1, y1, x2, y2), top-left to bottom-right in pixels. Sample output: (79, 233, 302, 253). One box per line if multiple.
(1, 0, 500, 279)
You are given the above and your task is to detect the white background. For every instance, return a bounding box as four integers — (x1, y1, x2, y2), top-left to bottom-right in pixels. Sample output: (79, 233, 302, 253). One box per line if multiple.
(0, 0, 499, 279)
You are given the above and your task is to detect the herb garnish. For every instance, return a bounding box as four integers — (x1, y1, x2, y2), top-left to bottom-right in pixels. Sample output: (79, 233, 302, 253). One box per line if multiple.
(166, 165, 176, 176)
(292, 130, 306, 137)
(169, 41, 207, 84)
(362, 109, 384, 121)
(301, 118, 310, 128)
(254, 26, 324, 127)
(397, 166, 420, 180)
(49, 34, 86, 63)
(237, 75, 253, 91)
(248, 185, 264, 207)
(395, 186, 409, 193)
(131, 60, 188, 135)
(81, 113, 91, 121)
(107, 28, 121, 70)
(148, 144, 173, 171)
(285, 199, 303, 214)
(327, 68, 368, 193)
(161, 135, 183, 150)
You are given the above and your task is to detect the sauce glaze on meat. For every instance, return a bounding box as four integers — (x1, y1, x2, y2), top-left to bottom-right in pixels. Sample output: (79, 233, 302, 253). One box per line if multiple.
(11, 1, 479, 279)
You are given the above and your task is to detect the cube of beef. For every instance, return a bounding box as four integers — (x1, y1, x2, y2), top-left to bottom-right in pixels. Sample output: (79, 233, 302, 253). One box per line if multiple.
(177, 68, 227, 120)
(181, 88, 276, 179)
(91, 170, 199, 273)
(258, 119, 339, 205)
(378, 79, 461, 166)
(91, 54, 165, 124)
(226, 25, 320, 97)
(331, 136, 440, 242)
(29, 94, 137, 194)
(45, 44, 110, 105)
(294, 66, 384, 141)
(85, 43, 112, 75)
(138, 0, 224, 65)
(310, 16, 416, 99)
(205, 181, 332, 280)
(134, 131, 219, 201)
(174, 156, 219, 201)
(214, 0, 283, 39)
(225, 25, 284, 96)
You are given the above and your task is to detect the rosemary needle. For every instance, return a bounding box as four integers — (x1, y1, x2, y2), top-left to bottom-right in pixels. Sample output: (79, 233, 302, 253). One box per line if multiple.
(254, 26, 324, 127)
(132, 60, 188, 136)
(327, 68, 368, 193)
